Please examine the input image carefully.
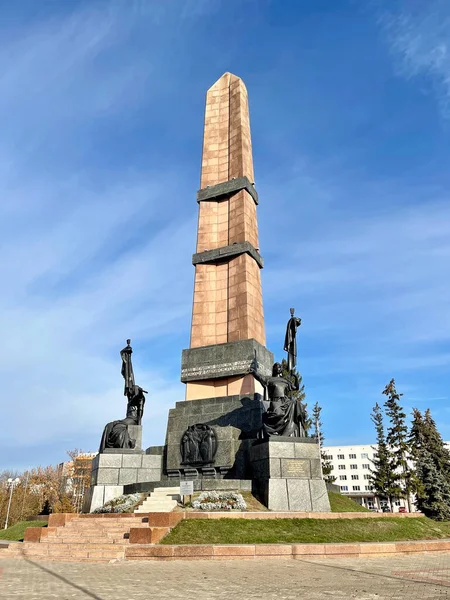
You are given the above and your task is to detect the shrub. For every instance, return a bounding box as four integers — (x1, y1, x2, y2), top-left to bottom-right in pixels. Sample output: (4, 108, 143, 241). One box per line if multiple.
(93, 493, 140, 514)
(192, 491, 247, 511)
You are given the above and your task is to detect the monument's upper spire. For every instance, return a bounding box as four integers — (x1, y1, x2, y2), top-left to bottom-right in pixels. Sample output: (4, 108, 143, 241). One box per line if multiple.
(182, 73, 270, 401)
(200, 71, 254, 190)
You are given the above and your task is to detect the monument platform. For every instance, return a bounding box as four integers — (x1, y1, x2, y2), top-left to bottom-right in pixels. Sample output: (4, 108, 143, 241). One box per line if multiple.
(250, 437, 331, 512)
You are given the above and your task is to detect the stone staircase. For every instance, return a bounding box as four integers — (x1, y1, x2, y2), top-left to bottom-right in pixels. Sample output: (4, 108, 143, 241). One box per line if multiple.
(135, 487, 181, 513)
(4, 514, 171, 563)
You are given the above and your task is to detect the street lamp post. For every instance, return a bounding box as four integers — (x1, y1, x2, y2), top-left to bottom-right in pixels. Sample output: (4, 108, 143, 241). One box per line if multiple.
(5, 478, 21, 529)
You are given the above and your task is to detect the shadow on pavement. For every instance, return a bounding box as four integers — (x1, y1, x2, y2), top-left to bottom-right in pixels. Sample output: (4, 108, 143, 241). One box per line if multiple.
(24, 558, 105, 600)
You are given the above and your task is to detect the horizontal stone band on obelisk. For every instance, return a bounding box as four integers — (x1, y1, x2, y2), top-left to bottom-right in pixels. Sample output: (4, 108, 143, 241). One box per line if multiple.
(182, 72, 273, 401)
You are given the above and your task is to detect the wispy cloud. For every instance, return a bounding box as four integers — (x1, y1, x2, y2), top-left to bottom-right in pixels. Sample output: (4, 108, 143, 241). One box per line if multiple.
(378, 0, 450, 117)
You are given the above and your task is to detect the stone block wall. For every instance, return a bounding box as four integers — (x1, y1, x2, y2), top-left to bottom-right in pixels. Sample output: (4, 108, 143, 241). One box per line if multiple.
(165, 394, 263, 479)
(91, 453, 162, 487)
(250, 438, 331, 512)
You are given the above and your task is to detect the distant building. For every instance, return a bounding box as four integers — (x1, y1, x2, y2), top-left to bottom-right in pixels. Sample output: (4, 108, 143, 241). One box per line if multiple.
(58, 452, 97, 512)
(322, 443, 413, 512)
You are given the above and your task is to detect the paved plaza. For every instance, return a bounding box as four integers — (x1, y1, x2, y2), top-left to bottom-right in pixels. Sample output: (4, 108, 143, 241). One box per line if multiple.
(1, 553, 450, 599)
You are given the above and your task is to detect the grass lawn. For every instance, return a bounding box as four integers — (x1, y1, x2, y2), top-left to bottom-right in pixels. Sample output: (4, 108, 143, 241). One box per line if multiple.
(161, 517, 450, 545)
(0, 521, 47, 542)
(328, 492, 370, 512)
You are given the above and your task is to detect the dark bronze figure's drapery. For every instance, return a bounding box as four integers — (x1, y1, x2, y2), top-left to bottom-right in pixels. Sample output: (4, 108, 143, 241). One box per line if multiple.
(284, 309, 302, 374)
(120, 339, 135, 398)
(99, 417, 137, 452)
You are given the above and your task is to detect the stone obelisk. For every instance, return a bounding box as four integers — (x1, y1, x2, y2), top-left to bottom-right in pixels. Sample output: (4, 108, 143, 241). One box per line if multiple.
(181, 72, 273, 400)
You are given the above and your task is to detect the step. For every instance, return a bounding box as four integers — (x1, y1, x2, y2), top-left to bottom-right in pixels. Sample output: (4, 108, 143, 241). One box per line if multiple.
(62, 524, 149, 531)
(135, 508, 175, 513)
(67, 518, 146, 525)
(150, 494, 181, 502)
(135, 506, 177, 513)
(56, 537, 129, 545)
(58, 519, 148, 532)
(141, 497, 177, 503)
(139, 501, 177, 507)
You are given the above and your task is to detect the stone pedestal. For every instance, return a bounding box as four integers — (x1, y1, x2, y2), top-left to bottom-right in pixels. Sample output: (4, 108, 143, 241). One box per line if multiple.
(85, 450, 163, 512)
(250, 438, 331, 512)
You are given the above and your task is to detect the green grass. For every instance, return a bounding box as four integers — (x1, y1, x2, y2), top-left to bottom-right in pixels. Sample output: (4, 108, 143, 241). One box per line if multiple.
(328, 492, 370, 512)
(0, 521, 47, 542)
(161, 517, 450, 545)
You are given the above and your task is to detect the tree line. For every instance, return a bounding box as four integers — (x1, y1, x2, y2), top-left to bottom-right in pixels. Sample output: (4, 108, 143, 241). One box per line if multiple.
(371, 379, 450, 520)
(0, 449, 93, 528)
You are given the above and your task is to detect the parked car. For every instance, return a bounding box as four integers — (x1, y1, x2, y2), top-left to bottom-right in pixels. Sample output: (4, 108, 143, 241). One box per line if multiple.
(398, 507, 407, 513)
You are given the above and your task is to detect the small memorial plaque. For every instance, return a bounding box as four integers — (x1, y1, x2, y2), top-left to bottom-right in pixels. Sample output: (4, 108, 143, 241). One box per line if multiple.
(180, 480, 194, 495)
(282, 459, 310, 478)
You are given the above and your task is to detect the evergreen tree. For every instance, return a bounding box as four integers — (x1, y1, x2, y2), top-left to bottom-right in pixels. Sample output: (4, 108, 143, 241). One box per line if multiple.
(409, 408, 426, 458)
(383, 379, 413, 511)
(410, 407, 450, 520)
(370, 402, 397, 510)
(423, 409, 450, 478)
(415, 448, 450, 521)
(281, 359, 312, 434)
(312, 402, 336, 483)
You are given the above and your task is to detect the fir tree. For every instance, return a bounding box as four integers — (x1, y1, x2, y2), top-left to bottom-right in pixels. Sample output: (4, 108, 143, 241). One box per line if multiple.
(312, 402, 336, 483)
(370, 402, 397, 510)
(280, 359, 312, 434)
(415, 448, 450, 521)
(409, 408, 426, 458)
(383, 379, 413, 511)
(423, 409, 450, 478)
(410, 407, 450, 520)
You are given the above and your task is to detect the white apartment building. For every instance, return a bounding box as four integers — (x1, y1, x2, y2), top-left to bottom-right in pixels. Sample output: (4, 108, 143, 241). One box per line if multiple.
(322, 443, 411, 512)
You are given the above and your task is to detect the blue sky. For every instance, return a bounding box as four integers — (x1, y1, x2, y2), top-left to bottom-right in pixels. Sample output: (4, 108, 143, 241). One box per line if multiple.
(2, 0, 450, 470)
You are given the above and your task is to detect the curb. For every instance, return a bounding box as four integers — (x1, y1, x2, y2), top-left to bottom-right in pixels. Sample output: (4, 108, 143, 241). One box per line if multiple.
(125, 538, 450, 561)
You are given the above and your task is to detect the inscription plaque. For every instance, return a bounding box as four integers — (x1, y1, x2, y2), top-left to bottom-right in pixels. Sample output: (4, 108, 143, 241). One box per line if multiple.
(282, 459, 310, 478)
(180, 481, 194, 495)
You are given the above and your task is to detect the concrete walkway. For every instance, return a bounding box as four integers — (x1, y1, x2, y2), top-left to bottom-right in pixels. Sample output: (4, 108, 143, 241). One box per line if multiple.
(1, 552, 450, 599)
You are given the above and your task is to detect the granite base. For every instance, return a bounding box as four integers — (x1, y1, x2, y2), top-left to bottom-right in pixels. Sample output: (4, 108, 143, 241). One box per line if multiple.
(250, 438, 331, 512)
(82, 485, 124, 513)
(91, 452, 163, 486)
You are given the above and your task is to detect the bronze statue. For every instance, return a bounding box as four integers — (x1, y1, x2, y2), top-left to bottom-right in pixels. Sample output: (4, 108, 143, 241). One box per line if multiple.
(250, 310, 307, 438)
(253, 362, 307, 438)
(98, 339, 148, 452)
(284, 308, 301, 373)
